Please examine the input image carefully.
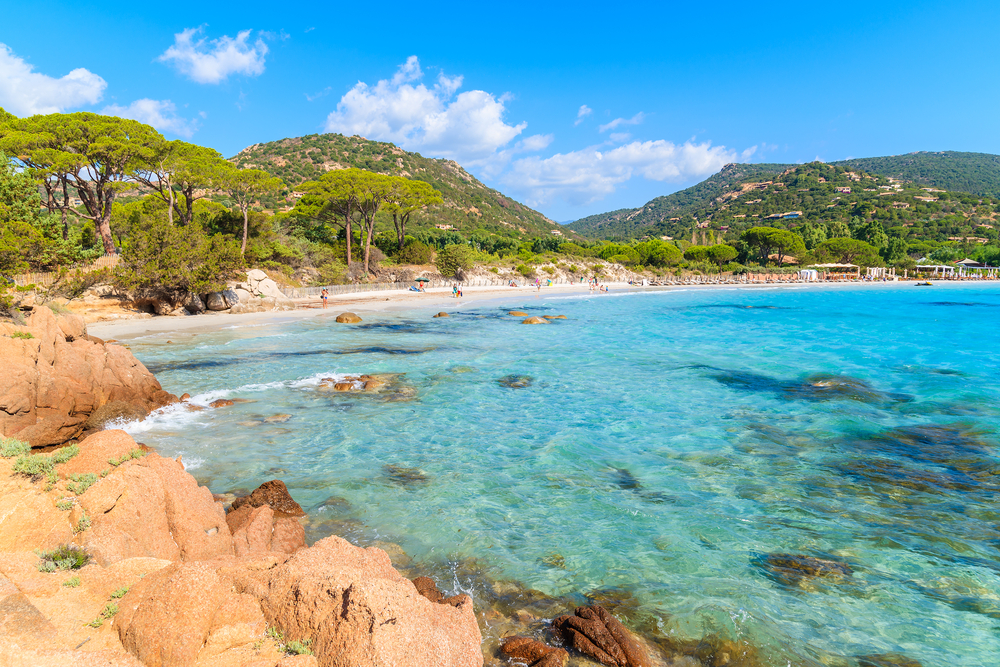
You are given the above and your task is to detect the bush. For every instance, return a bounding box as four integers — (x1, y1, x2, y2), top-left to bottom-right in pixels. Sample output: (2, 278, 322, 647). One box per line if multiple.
(435, 244, 474, 278)
(396, 240, 433, 265)
(36, 544, 90, 572)
(13, 453, 54, 478)
(542, 266, 556, 275)
(516, 264, 534, 278)
(315, 260, 348, 285)
(67, 473, 98, 495)
(10, 331, 33, 340)
(52, 443, 79, 464)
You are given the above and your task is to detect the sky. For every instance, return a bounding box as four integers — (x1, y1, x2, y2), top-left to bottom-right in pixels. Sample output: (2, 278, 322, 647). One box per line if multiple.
(2, 0, 999, 222)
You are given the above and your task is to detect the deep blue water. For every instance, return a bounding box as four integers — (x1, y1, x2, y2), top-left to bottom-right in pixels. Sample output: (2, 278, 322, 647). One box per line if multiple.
(117, 283, 1000, 667)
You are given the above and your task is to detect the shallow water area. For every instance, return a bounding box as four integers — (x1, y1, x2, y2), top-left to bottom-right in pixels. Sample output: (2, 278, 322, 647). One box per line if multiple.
(116, 283, 1000, 667)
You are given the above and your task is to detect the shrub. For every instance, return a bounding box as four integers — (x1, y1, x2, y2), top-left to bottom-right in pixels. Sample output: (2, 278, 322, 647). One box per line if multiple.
(396, 240, 433, 265)
(542, 266, 556, 275)
(315, 260, 348, 285)
(516, 264, 534, 278)
(62, 576, 81, 587)
(0, 436, 29, 458)
(434, 244, 474, 278)
(10, 331, 33, 340)
(87, 602, 119, 627)
(36, 544, 90, 572)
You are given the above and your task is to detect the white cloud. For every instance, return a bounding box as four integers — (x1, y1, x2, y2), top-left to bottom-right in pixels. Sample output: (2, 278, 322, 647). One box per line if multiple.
(158, 27, 268, 84)
(324, 56, 527, 165)
(574, 104, 592, 125)
(102, 99, 198, 138)
(598, 112, 645, 133)
(609, 132, 631, 143)
(502, 139, 752, 207)
(0, 43, 106, 115)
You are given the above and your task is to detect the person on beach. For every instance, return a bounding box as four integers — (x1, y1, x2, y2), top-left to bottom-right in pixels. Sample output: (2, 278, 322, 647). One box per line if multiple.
(458, 284, 463, 297)
(321, 288, 328, 308)
(453, 284, 458, 298)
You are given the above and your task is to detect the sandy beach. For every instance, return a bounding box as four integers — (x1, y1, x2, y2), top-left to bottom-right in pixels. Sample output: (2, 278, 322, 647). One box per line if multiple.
(87, 279, 947, 340)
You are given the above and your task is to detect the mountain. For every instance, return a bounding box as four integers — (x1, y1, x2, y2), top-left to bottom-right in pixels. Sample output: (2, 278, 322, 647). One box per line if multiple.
(231, 133, 582, 241)
(568, 151, 1000, 240)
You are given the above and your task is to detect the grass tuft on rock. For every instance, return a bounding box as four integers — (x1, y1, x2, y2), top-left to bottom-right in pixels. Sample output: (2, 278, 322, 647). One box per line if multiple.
(13, 453, 54, 479)
(52, 443, 79, 464)
(36, 544, 90, 572)
(0, 436, 30, 458)
(67, 473, 98, 495)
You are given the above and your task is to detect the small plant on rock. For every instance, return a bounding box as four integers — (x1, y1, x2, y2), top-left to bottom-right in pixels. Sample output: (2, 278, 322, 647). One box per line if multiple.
(62, 576, 81, 587)
(0, 436, 29, 458)
(56, 498, 74, 511)
(13, 453, 54, 480)
(87, 602, 119, 628)
(111, 585, 130, 599)
(108, 448, 146, 467)
(67, 473, 98, 495)
(75, 510, 91, 534)
(10, 330, 34, 340)
(36, 544, 90, 572)
(52, 443, 79, 464)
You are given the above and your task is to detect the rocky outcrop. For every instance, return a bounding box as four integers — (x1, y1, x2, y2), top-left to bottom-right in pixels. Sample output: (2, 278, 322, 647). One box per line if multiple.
(552, 605, 650, 667)
(522, 316, 548, 324)
(230, 535, 483, 667)
(231, 480, 306, 517)
(335, 312, 361, 323)
(227, 270, 295, 314)
(0, 307, 177, 447)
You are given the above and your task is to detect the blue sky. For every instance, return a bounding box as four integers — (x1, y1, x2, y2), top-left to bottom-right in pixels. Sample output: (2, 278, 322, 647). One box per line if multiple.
(2, 0, 998, 221)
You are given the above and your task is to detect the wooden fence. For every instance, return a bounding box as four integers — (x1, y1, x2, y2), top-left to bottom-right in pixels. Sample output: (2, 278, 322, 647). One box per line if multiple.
(8, 255, 120, 288)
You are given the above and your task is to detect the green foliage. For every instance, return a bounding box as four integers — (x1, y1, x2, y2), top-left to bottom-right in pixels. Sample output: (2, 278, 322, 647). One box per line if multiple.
(62, 576, 81, 587)
(36, 544, 90, 572)
(115, 215, 245, 294)
(435, 244, 474, 278)
(110, 586, 130, 599)
(814, 237, 882, 266)
(740, 227, 806, 265)
(75, 510, 91, 534)
(9, 330, 33, 339)
(52, 443, 79, 464)
(0, 436, 29, 458)
(316, 260, 348, 285)
(56, 499, 74, 511)
(265, 626, 314, 656)
(108, 448, 146, 467)
(395, 240, 433, 265)
(516, 264, 533, 278)
(87, 602, 119, 627)
(13, 453, 54, 479)
(67, 473, 98, 495)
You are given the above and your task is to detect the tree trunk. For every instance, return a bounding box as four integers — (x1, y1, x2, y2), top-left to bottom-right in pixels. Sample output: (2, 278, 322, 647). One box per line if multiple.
(97, 214, 116, 255)
(241, 206, 249, 255)
(394, 213, 405, 251)
(344, 203, 352, 266)
(167, 183, 175, 226)
(60, 180, 69, 241)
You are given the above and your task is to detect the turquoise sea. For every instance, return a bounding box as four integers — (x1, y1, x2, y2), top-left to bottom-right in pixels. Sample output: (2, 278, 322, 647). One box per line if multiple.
(116, 283, 1000, 667)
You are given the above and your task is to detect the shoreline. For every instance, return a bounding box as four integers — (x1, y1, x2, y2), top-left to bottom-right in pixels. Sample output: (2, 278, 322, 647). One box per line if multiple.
(87, 278, 959, 340)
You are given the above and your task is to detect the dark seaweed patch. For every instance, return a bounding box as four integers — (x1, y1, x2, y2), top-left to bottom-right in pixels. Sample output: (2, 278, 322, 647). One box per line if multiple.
(693, 365, 910, 405)
(752, 552, 853, 587)
(353, 322, 428, 334)
(497, 375, 533, 389)
(608, 467, 642, 490)
(927, 301, 999, 308)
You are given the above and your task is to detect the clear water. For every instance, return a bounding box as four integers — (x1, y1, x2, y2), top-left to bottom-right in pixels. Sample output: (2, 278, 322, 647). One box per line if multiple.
(116, 283, 1000, 667)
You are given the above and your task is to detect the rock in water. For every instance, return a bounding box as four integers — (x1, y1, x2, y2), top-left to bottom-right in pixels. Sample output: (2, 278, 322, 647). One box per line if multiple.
(230, 479, 306, 517)
(0, 306, 177, 447)
(754, 553, 853, 586)
(411, 576, 467, 607)
(500, 636, 569, 667)
(508, 310, 529, 316)
(336, 312, 362, 323)
(522, 316, 549, 324)
(433, 312, 449, 318)
(208, 399, 234, 408)
(543, 314, 568, 319)
(552, 605, 650, 667)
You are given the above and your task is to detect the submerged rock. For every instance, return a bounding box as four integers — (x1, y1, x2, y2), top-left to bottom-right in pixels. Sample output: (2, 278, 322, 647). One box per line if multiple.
(412, 576, 467, 607)
(498, 375, 533, 389)
(434, 312, 450, 318)
(335, 312, 362, 323)
(790, 374, 909, 404)
(522, 316, 549, 324)
(263, 413, 292, 423)
(383, 464, 429, 487)
(754, 553, 853, 586)
(500, 637, 569, 667)
(230, 479, 306, 517)
(508, 310, 529, 316)
(857, 653, 924, 667)
(208, 399, 234, 408)
(552, 605, 651, 667)
(542, 315, 567, 320)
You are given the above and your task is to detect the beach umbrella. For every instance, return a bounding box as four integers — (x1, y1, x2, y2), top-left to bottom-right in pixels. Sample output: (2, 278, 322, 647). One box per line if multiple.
(415, 277, 430, 283)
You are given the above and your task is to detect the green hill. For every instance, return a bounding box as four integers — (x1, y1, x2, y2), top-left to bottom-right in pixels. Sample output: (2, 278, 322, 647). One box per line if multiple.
(231, 133, 582, 242)
(834, 152, 1000, 199)
(568, 151, 1000, 241)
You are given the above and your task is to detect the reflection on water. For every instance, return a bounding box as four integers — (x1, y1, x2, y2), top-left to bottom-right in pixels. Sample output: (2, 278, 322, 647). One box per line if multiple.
(119, 283, 1000, 667)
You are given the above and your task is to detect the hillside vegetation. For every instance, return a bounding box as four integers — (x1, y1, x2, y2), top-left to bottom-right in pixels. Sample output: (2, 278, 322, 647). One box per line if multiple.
(568, 151, 1000, 240)
(232, 133, 579, 242)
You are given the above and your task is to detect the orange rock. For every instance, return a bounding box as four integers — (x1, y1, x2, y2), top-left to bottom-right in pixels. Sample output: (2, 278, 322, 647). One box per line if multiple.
(231, 480, 306, 517)
(508, 310, 528, 316)
(0, 307, 176, 447)
(433, 312, 449, 318)
(522, 316, 549, 324)
(209, 399, 234, 408)
(542, 315, 567, 319)
(59, 430, 138, 478)
(231, 535, 483, 667)
(335, 312, 361, 323)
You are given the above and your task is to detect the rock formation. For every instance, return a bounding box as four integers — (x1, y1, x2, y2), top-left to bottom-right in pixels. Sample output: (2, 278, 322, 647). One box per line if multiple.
(335, 312, 361, 323)
(551, 605, 650, 667)
(0, 307, 177, 447)
(0, 429, 483, 667)
(499, 637, 568, 667)
(522, 316, 548, 324)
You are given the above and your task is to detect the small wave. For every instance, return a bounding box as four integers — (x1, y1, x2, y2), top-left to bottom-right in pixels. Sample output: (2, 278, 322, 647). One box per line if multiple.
(180, 456, 205, 470)
(111, 370, 356, 435)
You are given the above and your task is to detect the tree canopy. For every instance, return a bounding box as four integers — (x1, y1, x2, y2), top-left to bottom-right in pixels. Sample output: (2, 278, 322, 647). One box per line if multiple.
(813, 237, 881, 266)
(740, 227, 806, 265)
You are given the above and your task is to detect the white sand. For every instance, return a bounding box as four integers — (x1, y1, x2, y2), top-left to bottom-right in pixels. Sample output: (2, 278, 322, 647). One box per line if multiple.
(86, 279, 931, 340)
